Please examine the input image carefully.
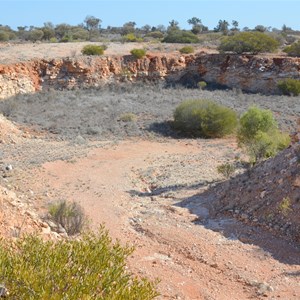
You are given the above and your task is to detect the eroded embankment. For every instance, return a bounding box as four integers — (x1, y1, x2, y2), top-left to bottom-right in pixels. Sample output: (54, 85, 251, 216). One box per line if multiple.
(1, 53, 300, 99)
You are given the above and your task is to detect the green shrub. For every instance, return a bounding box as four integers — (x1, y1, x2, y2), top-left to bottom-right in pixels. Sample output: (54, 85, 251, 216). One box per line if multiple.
(277, 78, 300, 96)
(49, 37, 58, 43)
(145, 31, 164, 39)
(237, 106, 290, 163)
(283, 40, 300, 57)
(130, 48, 146, 59)
(0, 230, 159, 299)
(122, 33, 143, 42)
(198, 81, 207, 90)
(81, 44, 105, 55)
(0, 30, 9, 41)
(173, 99, 238, 138)
(49, 200, 86, 235)
(218, 32, 280, 54)
(217, 162, 236, 178)
(179, 46, 195, 54)
(163, 30, 199, 43)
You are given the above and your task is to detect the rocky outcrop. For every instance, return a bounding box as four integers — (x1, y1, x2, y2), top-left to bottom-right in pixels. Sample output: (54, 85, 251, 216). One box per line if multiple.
(0, 53, 300, 99)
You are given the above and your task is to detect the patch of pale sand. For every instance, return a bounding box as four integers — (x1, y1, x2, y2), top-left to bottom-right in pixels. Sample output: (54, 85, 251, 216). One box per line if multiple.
(0, 41, 218, 64)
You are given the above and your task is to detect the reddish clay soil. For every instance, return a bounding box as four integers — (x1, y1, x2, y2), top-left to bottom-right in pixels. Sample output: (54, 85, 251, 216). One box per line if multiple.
(2, 134, 297, 300)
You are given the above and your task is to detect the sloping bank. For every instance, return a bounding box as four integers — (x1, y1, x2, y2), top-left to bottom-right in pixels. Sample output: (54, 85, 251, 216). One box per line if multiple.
(0, 53, 300, 99)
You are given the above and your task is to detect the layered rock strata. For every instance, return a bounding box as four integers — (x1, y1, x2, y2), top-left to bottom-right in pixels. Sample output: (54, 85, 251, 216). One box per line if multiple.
(0, 53, 300, 99)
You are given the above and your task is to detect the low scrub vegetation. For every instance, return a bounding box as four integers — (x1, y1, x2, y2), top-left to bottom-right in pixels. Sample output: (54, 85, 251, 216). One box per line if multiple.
(173, 99, 238, 138)
(0, 229, 159, 299)
(283, 40, 300, 57)
(217, 162, 236, 178)
(198, 81, 207, 90)
(218, 32, 280, 54)
(122, 33, 143, 42)
(277, 78, 300, 96)
(163, 30, 199, 43)
(179, 46, 195, 54)
(81, 44, 105, 55)
(49, 200, 86, 235)
(130, 48, 147, 59)
(237, 106, 290, 163)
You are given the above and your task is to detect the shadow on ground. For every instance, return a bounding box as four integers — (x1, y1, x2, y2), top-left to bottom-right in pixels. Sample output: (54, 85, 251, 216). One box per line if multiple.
(174, 180, 300, 266)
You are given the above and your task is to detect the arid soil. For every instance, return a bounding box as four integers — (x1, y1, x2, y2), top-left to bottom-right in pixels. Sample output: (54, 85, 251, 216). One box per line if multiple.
(0, 43, 299, 299)
(0, 41, 218, 65)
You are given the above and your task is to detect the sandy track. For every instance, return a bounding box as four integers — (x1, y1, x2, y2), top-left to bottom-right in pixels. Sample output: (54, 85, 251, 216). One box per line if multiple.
(19, 138, 299, 300)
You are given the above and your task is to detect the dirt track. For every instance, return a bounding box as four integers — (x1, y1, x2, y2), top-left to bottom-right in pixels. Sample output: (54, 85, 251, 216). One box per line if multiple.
(1, 135, 298, 300)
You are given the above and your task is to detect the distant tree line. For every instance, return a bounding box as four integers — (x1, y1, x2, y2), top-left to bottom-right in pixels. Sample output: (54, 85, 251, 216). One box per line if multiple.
(0, 15, 297, 43)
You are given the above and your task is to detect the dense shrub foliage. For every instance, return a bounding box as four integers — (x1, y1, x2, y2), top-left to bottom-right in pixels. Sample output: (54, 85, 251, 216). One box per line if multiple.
(81, 44, 105, 55)
(122, 33, 143, 42)
(218, 32, 280, 54)
(130, 48, 147, 59)
(163, 30, 199, 43)
(277, 78, 300, 96)
(283, 40, 300, 57)
(237, 106, 290, 163)
(173, 99, 237, 138)
(0, 230, 159, 299)
(179, 46, 195, 54)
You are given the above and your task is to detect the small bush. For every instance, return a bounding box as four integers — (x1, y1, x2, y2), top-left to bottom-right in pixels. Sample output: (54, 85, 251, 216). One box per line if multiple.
(122, 33, 143, 42)
(49, 200, 86, 235)
(163, 30, 199, 43)
(49, 37, 58, 43)
(217, 162, 236, 178)
(119, 112, 137, 122)
(218, 32, 280, 54)
(81, 44, 105, 55)
(0, 31, 9, 41)
(130, 48, 146, 59)
(198, 81, 207, 90)
(145, 31, 164, 39)
(179, 46, 195, 54)
(0, 229, 159, 299)
(277, 78, 300, 96)
(283, 40, 300, 57)
(237, 106, 290, 163)
(173, 99, 238, 138)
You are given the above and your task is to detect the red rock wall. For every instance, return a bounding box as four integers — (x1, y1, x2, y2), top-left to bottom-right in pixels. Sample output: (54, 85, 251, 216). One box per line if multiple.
(1, 53, 300, 99)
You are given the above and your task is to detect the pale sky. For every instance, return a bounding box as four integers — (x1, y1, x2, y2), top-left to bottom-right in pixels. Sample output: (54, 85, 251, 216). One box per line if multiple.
(0, 0, 299, 31)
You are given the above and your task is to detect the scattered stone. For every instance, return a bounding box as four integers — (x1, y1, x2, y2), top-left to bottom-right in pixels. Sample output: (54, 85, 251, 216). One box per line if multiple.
(0, 284, 8, 297)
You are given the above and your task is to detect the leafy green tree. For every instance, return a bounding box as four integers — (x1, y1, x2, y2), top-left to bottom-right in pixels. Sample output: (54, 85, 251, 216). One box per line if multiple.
(163, 30, 199, 43)
(84, 15, 101, 40)
(26, 29, 44, 42)
(55, 23, 71, 39)
(167, 20, 180, 32)
(41, 22, 55, 40)
(218, 32, 279, 54)
(214, 20, 229, 35)
(188, 17, 205, 34)
(121, 21, 136, 35)
(231, 20, 239, 31)
(254, 25, 267, 32)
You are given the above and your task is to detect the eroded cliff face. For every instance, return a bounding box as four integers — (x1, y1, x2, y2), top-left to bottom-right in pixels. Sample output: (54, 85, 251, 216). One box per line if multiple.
(0, 53, 300, 99)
